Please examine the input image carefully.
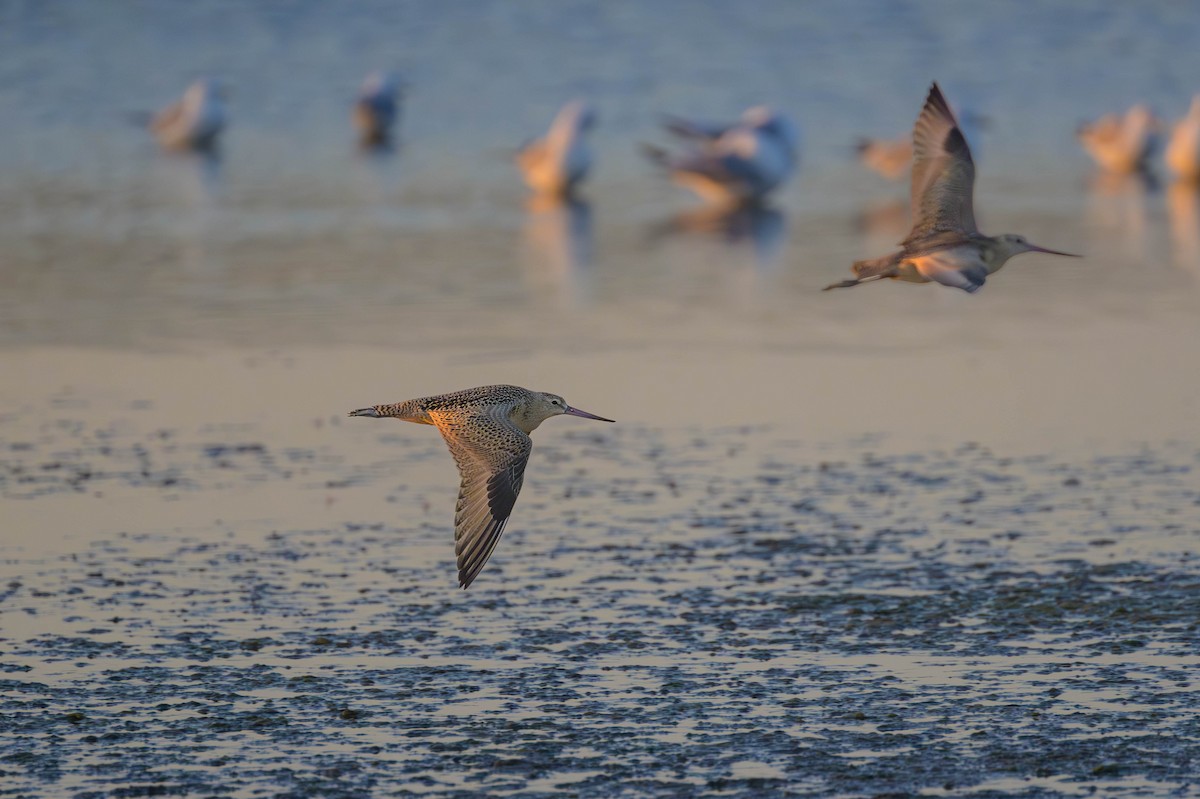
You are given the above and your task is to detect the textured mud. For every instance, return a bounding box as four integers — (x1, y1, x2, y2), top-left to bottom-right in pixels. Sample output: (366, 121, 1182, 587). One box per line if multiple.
(1, 412, 1198, 798)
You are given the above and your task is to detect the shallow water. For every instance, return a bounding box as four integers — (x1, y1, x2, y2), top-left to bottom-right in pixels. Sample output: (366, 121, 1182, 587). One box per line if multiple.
(2, 2, 1200, 797)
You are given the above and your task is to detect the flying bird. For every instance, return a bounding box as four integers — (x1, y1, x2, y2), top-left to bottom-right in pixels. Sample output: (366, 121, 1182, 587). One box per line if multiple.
(644, 106, 799, 206)
(349, 385, 614, 588)
(150, 78, 226, 152)
(517, 100, 597, 198)
(825, 83, 1077, 293)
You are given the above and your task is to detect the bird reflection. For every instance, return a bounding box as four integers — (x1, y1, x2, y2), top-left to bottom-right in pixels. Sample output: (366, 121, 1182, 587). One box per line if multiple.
(520, 194, 594, 307)
(651, 202, 786, 270)
(152, 149, 223, 275)
(154, 148, 222, 207)
(1086, 171, 1153, 257)
(1167, 182, 1200, 277)
(854, 198, 908, 248)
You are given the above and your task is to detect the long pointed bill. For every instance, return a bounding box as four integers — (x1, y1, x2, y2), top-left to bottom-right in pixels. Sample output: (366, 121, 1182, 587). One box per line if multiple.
(348, 407, 381, 417)
(1028, 243, 1080, 257)
(564, 405, 615, 423)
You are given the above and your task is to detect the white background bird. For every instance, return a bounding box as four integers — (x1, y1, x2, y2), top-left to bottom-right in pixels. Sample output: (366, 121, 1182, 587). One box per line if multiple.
(645, 106, 799, 206)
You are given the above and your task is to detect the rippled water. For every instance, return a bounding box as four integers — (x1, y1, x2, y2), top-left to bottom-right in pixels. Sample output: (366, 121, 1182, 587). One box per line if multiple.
(2, 2, 1199, 797)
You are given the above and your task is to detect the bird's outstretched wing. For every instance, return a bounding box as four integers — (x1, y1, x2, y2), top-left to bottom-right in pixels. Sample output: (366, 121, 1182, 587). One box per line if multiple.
(430, 409, 532, 588)
(904, 83, 977, 246)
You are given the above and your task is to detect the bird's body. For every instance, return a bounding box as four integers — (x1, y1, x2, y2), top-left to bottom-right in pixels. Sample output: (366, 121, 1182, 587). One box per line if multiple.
(1077, 104, 1159, 174)
(349, 385, 614, 588)
(354, 71, 402, 146)
(826, 83, 1076, 293)
(517, 100, 596, 198)
(1166, 95, 1200, 183)
(645, 106, 799, 206)
(151, 79, 226, 151)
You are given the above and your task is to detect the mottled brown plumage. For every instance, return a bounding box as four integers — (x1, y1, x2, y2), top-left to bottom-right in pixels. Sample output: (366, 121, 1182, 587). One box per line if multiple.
(349, 385, 614, 589)
(826, 82, 1077, 293)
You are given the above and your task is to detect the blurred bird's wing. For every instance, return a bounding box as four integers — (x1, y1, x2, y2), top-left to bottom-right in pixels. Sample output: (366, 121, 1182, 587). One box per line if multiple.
(904, 83, 977, 246)
(430, 409, 532, 588)
(150, 100, 185, 134)
(663, 114, 732, 142)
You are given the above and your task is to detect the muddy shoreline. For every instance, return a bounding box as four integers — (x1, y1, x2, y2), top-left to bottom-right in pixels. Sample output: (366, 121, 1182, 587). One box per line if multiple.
(3, 412, 1196, 797)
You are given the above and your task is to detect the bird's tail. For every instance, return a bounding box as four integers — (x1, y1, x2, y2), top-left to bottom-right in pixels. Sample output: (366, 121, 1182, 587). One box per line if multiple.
(823, 254, 900, 291)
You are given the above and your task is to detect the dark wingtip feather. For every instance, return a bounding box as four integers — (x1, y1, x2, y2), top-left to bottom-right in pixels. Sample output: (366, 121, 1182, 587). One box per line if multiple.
(923, 82, 959, 128)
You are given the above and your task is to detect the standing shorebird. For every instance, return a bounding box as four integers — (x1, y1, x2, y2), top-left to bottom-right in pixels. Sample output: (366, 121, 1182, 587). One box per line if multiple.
(354, 71, 403, 147)
(349, 385, 614, 588)
(1166, 95, 1200, 183)
(855, 137, 913, 181)
(856, 108, 988, 180)
(517, 100, 597, 198)
(150, 78, 226, 152)
(643, 106, 799, 206)
(1077, 104, 1159, 175)
(825, 83, 1077, 293)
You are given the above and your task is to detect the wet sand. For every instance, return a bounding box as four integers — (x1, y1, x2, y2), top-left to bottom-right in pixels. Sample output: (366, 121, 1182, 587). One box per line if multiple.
(2, 346, 1198, 797)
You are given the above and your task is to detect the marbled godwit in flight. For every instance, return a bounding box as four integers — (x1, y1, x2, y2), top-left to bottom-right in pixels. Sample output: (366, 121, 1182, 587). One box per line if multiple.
(150, 78, 226, 152)
(1166, 95, 1200, 183)
(1077, 104, 1159, 175)
(825, 83, 1077, 293)
(349, 385, 614, 588)
(354, 71, 402, 147)
(643, 106, 799, 206)
(517, 100, 596, 198)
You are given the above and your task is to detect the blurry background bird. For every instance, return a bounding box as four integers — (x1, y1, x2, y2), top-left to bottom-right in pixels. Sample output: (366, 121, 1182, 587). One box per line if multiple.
(149, 78, 226, 152)
(643, 106, 799, 206)
(1077, 104, 1160, 174)
(855, 107, 988, 180)
(516, 99, 596, 198)
(354, 70, 403, 149)
(1166, 95, 1200, 183)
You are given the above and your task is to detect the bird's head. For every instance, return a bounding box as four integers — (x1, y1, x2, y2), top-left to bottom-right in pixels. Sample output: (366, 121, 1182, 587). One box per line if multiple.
(519, 392, 615, 431)
(186, 78, 227, 105)
(742, 106, 800, 155)
(361, 70, 402, 99)
(994, 234, 1080, 260)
